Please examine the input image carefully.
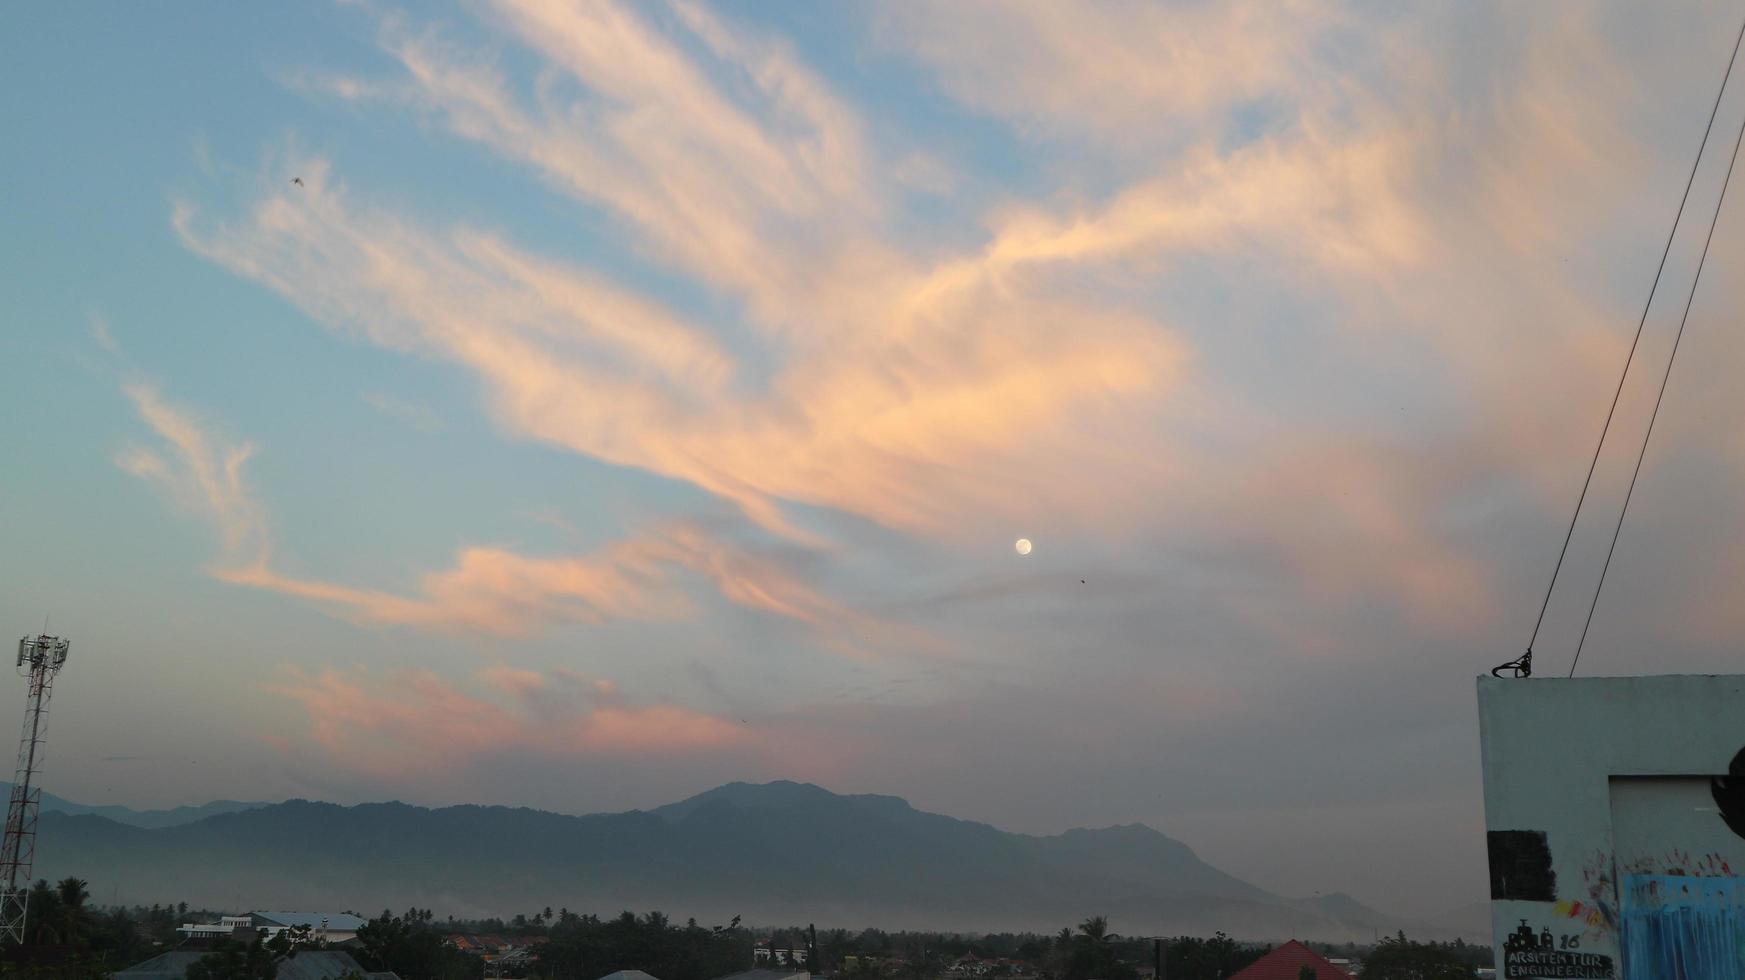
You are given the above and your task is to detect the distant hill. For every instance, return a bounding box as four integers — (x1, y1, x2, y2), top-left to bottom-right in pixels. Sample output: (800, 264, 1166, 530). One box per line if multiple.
(9, 783, 266, 830)
(33, 780, 1480, 943)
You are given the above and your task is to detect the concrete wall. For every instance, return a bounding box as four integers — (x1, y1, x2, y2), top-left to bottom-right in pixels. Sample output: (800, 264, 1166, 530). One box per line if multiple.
(1477, 674, 1745, 979)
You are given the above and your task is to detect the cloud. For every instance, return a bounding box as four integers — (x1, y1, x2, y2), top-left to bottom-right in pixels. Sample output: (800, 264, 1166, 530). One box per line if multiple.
(175, 155, 1184, 545)
(361, 391, 443, 432)
(89, 312, 122, 356)
(170, 0, 1739, 649)
(274, 665, 751, 777)
(116, 383, 266, 560)
(879, 0, 1333, 149)
(120, 382, 904, 645)
(218, 522, 898, 646)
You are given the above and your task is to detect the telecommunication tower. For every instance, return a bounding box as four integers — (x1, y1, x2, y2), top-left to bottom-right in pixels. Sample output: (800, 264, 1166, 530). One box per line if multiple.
(0, 635, 70, 945)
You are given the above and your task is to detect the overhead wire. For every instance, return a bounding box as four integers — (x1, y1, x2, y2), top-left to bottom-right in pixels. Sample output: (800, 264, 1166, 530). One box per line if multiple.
(1568, 65, 1745, 677)
(1498, 13, 1745, 680)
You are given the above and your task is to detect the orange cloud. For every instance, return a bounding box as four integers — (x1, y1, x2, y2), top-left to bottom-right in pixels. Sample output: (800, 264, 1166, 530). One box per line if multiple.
(880, 0, 1331, 148)
(171, 0, 1718, 638)
(217, 523, 902, 647)
(274, 665, 750, 777)
(116, 384, 266, 560)
(118, 381, 899, 644)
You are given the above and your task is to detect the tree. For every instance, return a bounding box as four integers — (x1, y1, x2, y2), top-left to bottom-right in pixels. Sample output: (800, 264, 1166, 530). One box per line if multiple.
(1359, 934, 1474, 980)
(24, 879, 64, 945)
(266, 923, 316, 957)
(355, 908, 479, 980)
(1053, 917, 1134, 980)
(1300, 964, 1318, 980)
(54, 877, 91, 940)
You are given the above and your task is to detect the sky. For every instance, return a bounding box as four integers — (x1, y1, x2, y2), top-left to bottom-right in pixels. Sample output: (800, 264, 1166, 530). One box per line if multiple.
(7, 0, 1745, 922)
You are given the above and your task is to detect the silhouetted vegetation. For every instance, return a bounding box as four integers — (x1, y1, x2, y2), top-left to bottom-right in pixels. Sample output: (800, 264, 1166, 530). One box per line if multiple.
(354, 908, 480, 980)
(531, 910, 752, 980)
(1359, 932, 1477, 979)
(0, 876, 1490, 980)
(0, 877, 201, 978)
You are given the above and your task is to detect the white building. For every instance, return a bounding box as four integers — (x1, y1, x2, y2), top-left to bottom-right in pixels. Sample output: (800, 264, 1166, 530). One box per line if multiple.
(1477, 674, 1745, 980)
(177, 911, 368, 945)
(176, 915, 257, 940)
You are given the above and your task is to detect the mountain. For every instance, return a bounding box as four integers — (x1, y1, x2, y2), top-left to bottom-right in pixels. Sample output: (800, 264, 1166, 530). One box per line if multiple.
(20, 784, 267, 829)
(31, 780, 1479, 943)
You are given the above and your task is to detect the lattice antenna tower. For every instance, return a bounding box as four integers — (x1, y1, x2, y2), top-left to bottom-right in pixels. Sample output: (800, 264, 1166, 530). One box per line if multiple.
(0, 635, 69, 945)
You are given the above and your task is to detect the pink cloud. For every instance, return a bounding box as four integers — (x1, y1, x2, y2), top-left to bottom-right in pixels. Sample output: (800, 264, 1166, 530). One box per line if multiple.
(274, 665, 751, 777)
(118, 381, 902, 645)
(168, 0, 1724, 639)
(115, 384, 266, 560)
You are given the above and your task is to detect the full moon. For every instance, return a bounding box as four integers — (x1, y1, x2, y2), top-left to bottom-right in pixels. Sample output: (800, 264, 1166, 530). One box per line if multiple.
(1014, 538, 1033, 556)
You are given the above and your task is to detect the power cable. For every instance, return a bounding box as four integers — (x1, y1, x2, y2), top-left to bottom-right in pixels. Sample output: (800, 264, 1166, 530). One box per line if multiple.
(1568, 73, 1745, 677)
(1496, 13, 1745, 680)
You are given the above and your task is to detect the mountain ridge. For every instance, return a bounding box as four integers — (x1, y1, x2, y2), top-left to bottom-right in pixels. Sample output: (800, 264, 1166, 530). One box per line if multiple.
(32, 780, 1482, 944)
(20, 783, 268, 830)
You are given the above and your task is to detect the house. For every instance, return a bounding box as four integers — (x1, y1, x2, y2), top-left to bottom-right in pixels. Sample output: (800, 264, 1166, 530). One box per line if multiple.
(113, 948, 398, 980)
(175, 915, 259, 940)
(754, 943, 809, 966)
(1225, 940, 1354, 980)
(253, 912, 370, 945)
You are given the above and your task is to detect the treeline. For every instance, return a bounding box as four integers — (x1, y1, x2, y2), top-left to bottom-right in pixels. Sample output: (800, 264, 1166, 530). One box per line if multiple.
(0, 877, 213, 977)
(0, 876, 1491, 980)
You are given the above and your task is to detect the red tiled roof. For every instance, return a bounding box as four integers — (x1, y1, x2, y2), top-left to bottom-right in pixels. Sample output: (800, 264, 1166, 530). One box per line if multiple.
(1227, 940, 1355, 980)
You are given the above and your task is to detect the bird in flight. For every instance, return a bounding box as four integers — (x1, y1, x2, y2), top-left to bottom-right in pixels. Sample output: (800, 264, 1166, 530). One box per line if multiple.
(290, 177, 304, 186)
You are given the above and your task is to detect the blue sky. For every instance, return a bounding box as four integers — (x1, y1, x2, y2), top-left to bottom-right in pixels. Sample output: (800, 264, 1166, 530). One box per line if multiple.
(7, 1, 1745, 919)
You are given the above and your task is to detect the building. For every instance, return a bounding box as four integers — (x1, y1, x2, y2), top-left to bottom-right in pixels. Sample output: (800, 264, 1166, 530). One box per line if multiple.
(1224, 940, 1353, 980)
(175, 915, 259, 941)
(176, 911, 368, 945)
(113, 948, 397, 980)
(754, 943, 809, 966)
(1478, 674, 1745, 980)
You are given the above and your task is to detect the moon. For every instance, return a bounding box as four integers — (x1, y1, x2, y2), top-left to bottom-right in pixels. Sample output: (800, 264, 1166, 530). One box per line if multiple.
(1014, 538, 1033, 556)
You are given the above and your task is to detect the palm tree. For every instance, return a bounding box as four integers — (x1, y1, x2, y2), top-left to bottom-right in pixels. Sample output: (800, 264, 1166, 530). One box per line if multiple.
(1064, 917, 1125, 980)
(1076, 917, 1115, 946)
(55, 877, 90, 944)
(24, 879, 62, 945)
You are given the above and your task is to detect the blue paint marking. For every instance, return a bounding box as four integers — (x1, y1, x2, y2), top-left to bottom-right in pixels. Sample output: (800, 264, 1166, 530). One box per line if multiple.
(1622, 875, 1745, 979)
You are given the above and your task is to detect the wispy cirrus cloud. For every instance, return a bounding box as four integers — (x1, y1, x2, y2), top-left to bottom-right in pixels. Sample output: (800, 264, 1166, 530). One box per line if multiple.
(173, 0, 1616, 633)
(879, 0, 1337, 149)
(174, 155, 1182, 544)
(116, 381, 898, 645)
(116, 383, 266, 560)
(165, 1, 1731, 652)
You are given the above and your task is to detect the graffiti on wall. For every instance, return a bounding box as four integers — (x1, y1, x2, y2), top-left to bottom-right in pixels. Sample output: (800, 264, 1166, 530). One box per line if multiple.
(1502, 919, 1616, 979)
(1621, 850, 1734, 879)
(1621, 875, 1745, 980)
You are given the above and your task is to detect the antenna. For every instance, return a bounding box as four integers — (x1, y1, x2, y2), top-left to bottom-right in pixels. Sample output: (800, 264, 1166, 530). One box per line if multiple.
(0, 634, 70, 945)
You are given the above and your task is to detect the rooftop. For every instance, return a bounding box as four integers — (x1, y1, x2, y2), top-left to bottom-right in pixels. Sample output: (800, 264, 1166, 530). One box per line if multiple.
(1226, 941, 1354, 980)
(256, 912, 370, 932)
